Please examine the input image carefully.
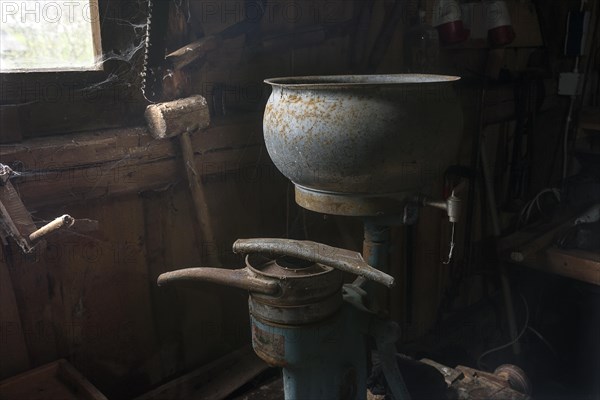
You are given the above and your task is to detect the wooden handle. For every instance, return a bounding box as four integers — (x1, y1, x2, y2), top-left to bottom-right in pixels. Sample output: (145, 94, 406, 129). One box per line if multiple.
(179, 131, 220, 266)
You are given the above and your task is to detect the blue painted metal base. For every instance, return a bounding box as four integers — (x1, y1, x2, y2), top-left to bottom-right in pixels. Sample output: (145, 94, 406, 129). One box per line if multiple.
(251, 304, 370, 400)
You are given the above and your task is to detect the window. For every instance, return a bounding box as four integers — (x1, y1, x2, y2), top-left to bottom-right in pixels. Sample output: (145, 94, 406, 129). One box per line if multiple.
(0, 0, 148, 139)
(0, 0, 102, 72)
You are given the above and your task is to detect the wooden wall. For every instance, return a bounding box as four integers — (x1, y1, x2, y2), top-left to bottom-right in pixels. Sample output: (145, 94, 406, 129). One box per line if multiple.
(0, 117, 362, 398)
(0, 133, 292, 398)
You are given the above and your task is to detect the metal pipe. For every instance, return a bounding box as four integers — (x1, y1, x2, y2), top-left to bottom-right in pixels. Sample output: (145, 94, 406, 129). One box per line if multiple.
(357, 222, 392, 315)
(363, 222, 391, 272)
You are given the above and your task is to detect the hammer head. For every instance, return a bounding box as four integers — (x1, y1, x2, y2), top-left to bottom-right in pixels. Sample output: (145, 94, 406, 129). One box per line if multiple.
(145, 95, 211, 139)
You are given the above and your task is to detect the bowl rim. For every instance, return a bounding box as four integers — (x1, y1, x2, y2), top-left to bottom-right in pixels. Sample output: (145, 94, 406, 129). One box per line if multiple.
(264, 74, 461, 89)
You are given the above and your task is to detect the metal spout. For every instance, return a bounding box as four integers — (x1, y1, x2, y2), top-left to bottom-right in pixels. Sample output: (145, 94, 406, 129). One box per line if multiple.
(422, 191, 462, 223)
(421, 191, 462, 264)
(157, 267, 280, 295)
(233, 239, 395, 288)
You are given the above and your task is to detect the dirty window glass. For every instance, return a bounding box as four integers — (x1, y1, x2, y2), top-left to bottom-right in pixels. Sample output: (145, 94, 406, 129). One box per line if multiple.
(0, 0, 101, 72)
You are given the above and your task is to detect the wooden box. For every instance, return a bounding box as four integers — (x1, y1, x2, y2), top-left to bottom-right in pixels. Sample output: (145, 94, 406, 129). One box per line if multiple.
(0, 360, 107, 400)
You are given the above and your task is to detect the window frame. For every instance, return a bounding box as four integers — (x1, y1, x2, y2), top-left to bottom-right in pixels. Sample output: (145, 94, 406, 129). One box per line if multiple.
(0, 0, 104, 73)
(0, 0, 149, 140)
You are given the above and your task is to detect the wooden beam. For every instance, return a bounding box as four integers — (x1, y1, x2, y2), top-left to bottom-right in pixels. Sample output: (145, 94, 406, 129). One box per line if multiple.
(0, 258, 30, 379)
(496, 214, 575, 256)
(134, 345, 269, 400)
(542, 248, 600, 286)
(0, 115, 266, 209)
(1, 244, 59, 368)
(166, 36, 222, 70)
(0, 359, 108, 400)
(142, 191, 185, 380)
(89, 0, 102, 69)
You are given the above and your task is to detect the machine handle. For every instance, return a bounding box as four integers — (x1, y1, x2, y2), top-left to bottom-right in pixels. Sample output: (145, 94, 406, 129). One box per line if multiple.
(233, 238, 395, 288)
(157, 267, 280, 295)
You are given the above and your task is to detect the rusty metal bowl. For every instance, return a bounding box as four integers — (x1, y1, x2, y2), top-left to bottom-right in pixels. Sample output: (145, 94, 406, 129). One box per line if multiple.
(263, 74, 463, 216)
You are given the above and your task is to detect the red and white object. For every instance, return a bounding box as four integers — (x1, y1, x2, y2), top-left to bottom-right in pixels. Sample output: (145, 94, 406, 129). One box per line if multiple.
(484, 0, 515, 46)
(433, 0, 470, 44)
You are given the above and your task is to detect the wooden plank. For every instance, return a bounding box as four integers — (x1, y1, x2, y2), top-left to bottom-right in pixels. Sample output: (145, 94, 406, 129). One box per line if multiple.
(138, 174, 288, 377)
(193, 350, 270, 400)
(142, 191, 185, 380)
(0, 177, 41, 253)
(38, 195, 162, 395)
(89, 0, 103, 68)
(150, 186, 221, 372)
(502, 218, 575, 263)
(147, 160, 288, 365)
(0, 359, 108, 400)
(57, 360, 109, 400)
(409, 206, 443, 340)
(10, 147, 266, 210)
(229, 376, 283, 400)
(1, 245, 59, 367)
(0, 105, 24, 144)
(0, 115, 266, 209)
(0, 256, 30, 379)
(134, 346, 268, 400)
(165, 183, 248, 369)
(541, 248, 600, 286)
(496, 214, 575, 256)
(0, 115, 263, 168)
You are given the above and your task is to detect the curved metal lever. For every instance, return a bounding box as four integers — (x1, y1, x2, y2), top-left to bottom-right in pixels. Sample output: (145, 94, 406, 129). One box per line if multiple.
(158, 267, 280, 295)
(233, 239, 395, 288)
